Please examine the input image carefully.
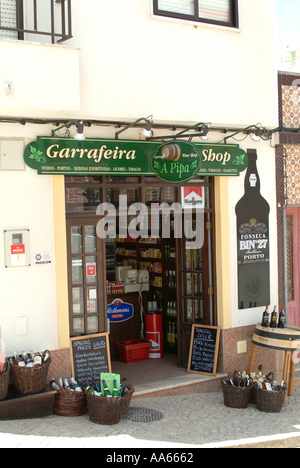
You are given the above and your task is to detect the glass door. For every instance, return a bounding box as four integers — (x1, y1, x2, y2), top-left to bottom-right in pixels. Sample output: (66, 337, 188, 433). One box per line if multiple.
(179, 212, 214, 368)
(66, 217, 107, 337)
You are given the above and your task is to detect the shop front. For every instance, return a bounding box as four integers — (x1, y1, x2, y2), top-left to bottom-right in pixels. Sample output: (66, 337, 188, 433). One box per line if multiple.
(23, 135, 251, 380)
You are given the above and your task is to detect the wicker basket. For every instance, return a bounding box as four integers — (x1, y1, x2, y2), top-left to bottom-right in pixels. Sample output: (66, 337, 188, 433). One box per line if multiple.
(0, 363, 10, 401)
(222, 380, 253, 409)
(86, 377, 135, 425)
(120, 377, 135, 414)
(10, 358, 51, 395)
(249, 373, 274, 405)
(53, 383, 87, 417)
(255, 386, 287, 413)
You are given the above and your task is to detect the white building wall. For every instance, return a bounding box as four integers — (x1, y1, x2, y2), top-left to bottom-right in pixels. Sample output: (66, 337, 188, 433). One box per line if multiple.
(0, 125, 58, 356)
(65, 0, 278, 127)
(0, 0, 279, 354)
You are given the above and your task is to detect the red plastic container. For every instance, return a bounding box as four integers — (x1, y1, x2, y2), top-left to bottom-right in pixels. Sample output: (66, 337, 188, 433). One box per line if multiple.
(115, 339, 151, 363)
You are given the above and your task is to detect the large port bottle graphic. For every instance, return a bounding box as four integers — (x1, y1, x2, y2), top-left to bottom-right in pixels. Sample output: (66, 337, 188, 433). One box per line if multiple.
(235, 149, 270, 309)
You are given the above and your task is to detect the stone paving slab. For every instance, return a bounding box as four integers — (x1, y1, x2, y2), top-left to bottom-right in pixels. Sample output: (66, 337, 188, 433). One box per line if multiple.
(0, 388, 300, 448)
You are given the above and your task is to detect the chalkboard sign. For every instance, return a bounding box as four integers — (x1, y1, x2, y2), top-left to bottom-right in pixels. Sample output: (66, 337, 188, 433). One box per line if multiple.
(187, 325, 220, 376)
(70, 333, 112, 382)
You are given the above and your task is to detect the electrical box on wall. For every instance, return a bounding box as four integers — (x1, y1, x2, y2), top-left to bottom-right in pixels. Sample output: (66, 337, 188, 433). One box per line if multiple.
(4, 230, 30, 267)
(0, 140, 25, 171)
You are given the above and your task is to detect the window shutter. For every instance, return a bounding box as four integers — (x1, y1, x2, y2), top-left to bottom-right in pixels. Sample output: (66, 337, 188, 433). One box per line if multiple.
(157, 0, 195, 16)
(0, 0, 18, 39)
(198, 0, 230, 23)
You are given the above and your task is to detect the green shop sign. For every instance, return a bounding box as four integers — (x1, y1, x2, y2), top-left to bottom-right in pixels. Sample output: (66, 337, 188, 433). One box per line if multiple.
(24, 136, 248, 183)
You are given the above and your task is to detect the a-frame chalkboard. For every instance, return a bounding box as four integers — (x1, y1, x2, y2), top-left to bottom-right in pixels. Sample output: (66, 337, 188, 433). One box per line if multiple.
(187, 325, 220, 376)
(70, 333, 112, 383)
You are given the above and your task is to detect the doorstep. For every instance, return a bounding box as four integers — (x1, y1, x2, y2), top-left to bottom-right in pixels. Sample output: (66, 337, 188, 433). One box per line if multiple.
(0, 385, 57, 421)
(133, 373, 228, 399)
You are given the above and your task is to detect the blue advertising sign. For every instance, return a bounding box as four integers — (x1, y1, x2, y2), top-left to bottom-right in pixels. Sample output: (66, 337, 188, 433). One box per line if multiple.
(107, 298, 134, 323)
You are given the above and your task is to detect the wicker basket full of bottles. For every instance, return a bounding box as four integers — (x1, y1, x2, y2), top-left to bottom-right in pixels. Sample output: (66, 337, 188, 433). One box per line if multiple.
(10, 351, 51, 395)
(0, 362, 10, 401)
(255, 386, 287, 413)
(52, 379, 87, 417)
(222, 379, 253, 409)
(86, 377, 135, 425)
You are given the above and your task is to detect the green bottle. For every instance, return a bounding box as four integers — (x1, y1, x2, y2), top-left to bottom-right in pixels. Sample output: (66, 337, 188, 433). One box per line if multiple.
(112, 379, 119, 397)
(102, 379, 112, 397)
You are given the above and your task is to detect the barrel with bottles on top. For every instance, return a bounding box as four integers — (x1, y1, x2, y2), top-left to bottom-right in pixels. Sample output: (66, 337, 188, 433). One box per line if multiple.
(9, 350, 52, 395)
(254, 305, 300, 352)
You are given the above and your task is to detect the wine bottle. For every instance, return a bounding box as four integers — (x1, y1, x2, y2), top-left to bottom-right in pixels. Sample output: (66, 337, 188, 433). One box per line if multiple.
(43, 350, 50, 364)
(172, 271, 176, 289)
(33, 351, 43, 366)
(235, 149, 270, 309)
(270, 306, 278, 328)
(147, 290, 153, 312)
(70, 377, 83, 392)
(167, 322, 172, 344)
(102, 379, 112, 397)
(95, 383, 101, 393)
(261, 305, 270, 327)
(63, 378, 70, 389)
(51, 381, 60, 391)
(278, 306, 286, 329)
(112, 379, 119, 397)
(14, 352, 25, 367)
(158, 293, 163, 313)
(171, 323, 175, 347)
(272, 380, 278, 392)
(152, 292, 158, 312)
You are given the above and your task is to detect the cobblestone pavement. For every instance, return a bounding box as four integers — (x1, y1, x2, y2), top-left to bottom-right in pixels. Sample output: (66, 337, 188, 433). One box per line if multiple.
(1, 388, 300, 449)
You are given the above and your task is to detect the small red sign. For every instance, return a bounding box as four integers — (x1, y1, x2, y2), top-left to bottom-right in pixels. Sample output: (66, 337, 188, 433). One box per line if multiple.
(11, 244, 25, 255)
(86, 264, 96, 276)
(183, 186, 203, 199)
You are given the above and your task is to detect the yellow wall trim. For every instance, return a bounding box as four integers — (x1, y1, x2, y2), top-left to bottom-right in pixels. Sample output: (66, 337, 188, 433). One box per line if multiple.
(214, 177, 231, 330)
(53, 175, 70, 348)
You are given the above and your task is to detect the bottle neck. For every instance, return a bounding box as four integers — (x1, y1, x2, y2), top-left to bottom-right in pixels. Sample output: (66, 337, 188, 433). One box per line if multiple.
(244, 151, 260, 194)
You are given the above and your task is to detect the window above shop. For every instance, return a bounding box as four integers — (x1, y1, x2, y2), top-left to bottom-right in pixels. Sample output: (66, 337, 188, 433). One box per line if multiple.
(0, 0, 72, 44)
(153, 0, 239, 29)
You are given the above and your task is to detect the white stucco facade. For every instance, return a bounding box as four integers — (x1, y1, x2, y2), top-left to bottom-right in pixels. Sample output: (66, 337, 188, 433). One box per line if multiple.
(0, 0, 279, 357)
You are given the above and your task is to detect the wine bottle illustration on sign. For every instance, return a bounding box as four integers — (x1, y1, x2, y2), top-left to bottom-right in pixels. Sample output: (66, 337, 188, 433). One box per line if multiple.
(235, 149, 270, 309)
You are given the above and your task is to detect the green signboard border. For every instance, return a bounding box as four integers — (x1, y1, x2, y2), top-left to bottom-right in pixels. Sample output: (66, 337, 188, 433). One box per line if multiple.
(24, 136, 248, 182)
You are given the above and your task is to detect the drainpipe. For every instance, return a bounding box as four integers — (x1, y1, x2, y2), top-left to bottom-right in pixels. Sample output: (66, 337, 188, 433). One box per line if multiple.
(283, 146, 288, 324)
(283, 204, 288, 324)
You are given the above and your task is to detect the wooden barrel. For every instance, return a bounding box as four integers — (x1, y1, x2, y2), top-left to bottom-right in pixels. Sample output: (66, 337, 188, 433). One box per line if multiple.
(162, 144, 181, 162)
(252, 324, 300, 351)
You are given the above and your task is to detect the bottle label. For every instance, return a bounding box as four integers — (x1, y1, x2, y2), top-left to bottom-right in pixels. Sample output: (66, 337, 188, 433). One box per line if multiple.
(33, 356, 42, 366)
(249, 174, 257, 187)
